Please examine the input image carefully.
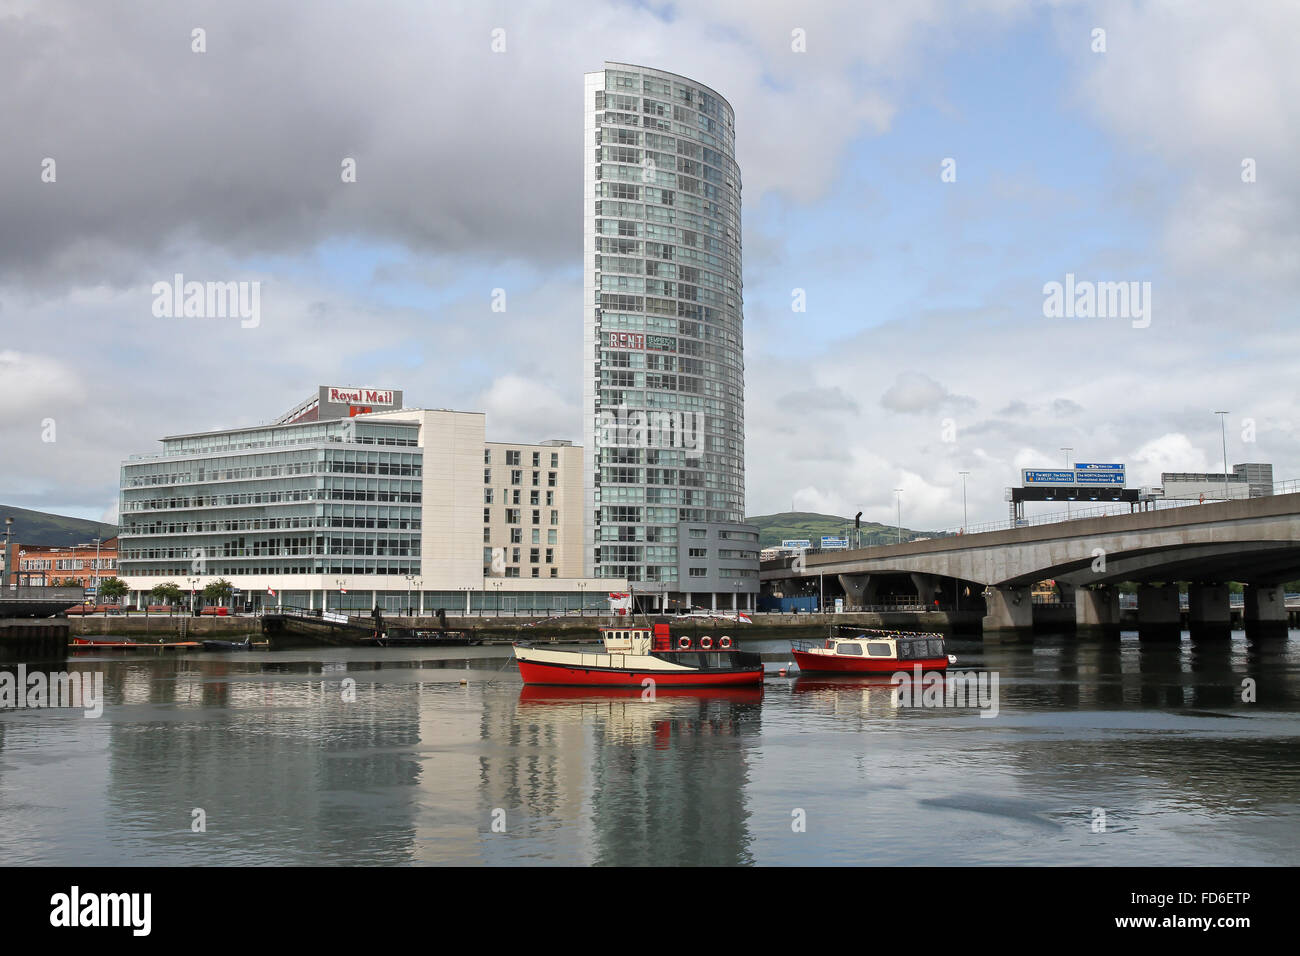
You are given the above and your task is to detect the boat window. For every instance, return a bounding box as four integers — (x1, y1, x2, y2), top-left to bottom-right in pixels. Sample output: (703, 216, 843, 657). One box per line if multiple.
(836, 643, 863, 656)
(866, 642, 893, 657)
(929, 639, 944, 657)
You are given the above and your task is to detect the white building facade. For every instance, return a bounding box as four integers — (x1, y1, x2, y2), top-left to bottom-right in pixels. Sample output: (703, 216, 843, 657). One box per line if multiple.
(117, 388, 616, 614)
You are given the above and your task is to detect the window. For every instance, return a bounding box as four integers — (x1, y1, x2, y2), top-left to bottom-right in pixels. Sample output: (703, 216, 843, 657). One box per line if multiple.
(512, 547, 520, 563)
(548, 472, 557, 487)
(511, 470, 522, 485)
(688, 548, 707, 557)
(689, 568, 706, 577)
(506, 509, 520, 524)
(866, 643, 892, 657)
(532, 471, 540, 486)
(530, 548, 539, 564)
(484, 449, 491, 464)
(510, 528, 522, 544)
(532, 452, 540, 467)
(690, 528, 707, 538)
(531, 568, 540, 578)
(550, 568, 558, 578)
(550, 511, 559, 525)
(484, 469, 491, 484)
(530, 490, 539, 505)
(532, 509, 540, 525)
(837, 643, 864, 656)
(531, 529, 540, 544)
(545, 548, 553, 564)
(483, 507, 491, 524)
(550, 453, 559, 468)
(506, 450, 520, 466)
(482, 528, 490, 543)
(484, 489, 493, 504)
(547, 529, 557, 545)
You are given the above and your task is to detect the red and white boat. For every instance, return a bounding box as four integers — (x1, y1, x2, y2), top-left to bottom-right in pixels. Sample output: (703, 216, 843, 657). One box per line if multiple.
(514, 623, 764, 687)
(790, 628, 954, 674)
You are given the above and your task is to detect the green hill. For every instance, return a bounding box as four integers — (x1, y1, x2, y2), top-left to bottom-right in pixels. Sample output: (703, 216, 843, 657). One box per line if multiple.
(747, 511, 937, 549)
(0, 505, 117, 547)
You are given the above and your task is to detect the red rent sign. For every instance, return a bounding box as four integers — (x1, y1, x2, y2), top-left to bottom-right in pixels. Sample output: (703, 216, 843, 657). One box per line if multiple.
(606, 332, 644, 350)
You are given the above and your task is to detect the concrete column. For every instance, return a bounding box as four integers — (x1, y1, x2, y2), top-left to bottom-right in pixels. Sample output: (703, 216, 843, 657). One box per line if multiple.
(910, 572, 938, 608)
(1187, 583, 1230, 639)
(1076, 587, 1120, 634)
(1244, 584, 1287, 638)
(837, 573, 876, 607)
(982, 586, 1032, 634)
(711, 592, 717, 611)
(684, 591, 692, 610)
(1137, 584, 1181, 640)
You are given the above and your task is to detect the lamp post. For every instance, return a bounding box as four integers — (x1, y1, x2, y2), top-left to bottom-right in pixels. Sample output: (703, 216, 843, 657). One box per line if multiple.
(92, 537, 102, 614)
(958, 471, 970, 532)
(578, 580, 586, 618)
(187, 576, 198, 616)
(893, 489, 903, 544)
(403, 573, 415, 618)
(1215, 411, 1230, 501)
(2, 516, 12, 589)
(1060, 447, 1073, 518)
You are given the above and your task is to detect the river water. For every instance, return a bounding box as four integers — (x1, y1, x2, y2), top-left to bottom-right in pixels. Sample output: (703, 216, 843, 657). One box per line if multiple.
(1, 629, 1297, 865)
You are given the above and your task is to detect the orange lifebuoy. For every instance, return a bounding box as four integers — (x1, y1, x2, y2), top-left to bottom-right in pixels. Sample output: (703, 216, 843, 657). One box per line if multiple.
(677, 636, 691, 650)
(719, 636, 732, 649)
(699, 636, 713, 649)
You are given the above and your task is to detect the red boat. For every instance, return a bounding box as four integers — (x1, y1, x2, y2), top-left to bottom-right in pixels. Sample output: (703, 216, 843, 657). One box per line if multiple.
(790, 628, 953, 674)
(514, 623, 763, 687)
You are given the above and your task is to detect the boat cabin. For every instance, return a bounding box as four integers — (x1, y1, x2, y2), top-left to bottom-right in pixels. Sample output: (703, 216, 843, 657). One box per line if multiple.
(799, 630, 946, 662)
(601, 626, 655, 655)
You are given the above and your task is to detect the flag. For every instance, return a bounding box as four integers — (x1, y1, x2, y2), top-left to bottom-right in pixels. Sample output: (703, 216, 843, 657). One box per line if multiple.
(266, 587, 276, 597)
(607, 592, 631, 616)
(340, 586, 348, 594)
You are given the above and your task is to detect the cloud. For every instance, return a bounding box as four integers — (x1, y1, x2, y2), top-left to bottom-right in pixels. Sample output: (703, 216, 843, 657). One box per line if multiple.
(879, 372, 972, 414)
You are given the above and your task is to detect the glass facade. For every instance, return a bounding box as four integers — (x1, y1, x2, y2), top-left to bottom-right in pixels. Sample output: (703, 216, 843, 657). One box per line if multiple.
(583, 63, 749, 595)
(119, 419, 423, 578)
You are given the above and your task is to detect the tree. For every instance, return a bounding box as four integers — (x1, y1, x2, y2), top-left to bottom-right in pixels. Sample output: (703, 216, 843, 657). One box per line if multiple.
(203, 578, 234, 605)
(151, 582, 184, 606)
(98, 577, 129, 601)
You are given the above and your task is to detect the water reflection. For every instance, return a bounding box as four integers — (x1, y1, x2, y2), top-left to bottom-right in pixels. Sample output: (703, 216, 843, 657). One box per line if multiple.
(0, 633, 1296, 865)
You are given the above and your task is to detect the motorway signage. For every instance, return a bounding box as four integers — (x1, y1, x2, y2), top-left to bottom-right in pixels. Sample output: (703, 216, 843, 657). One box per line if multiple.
(821, 536, 849, 550)
(1022, 464, 1126, 487)
(1022, 470, 1076, 485)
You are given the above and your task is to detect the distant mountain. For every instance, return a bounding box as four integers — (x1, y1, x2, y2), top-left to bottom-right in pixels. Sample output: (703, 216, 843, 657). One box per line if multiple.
(747, 511, 937, 549)
(0, 505, 117, 547)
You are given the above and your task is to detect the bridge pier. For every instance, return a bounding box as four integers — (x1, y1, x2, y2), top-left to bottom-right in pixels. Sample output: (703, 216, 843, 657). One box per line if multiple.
(1187, 583, 1231, 640)
(837, 574, 876, 607)
(982, 586, 1032, 636)
(1137, 584, 1181, 640)
(1076, 586, 1120, 636)
(1244, 584, 1288, 639)
(909, 573, 939, 608)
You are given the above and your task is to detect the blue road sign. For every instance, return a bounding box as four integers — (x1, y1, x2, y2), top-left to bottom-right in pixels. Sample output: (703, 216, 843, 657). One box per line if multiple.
(1022, 470, 1076, 485)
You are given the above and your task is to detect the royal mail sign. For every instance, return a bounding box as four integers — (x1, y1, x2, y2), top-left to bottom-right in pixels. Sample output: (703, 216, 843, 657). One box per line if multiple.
(326, 386, 395, 406)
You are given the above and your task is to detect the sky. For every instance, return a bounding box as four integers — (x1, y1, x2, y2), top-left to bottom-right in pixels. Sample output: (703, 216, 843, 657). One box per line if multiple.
(1, 0, 1296, 533)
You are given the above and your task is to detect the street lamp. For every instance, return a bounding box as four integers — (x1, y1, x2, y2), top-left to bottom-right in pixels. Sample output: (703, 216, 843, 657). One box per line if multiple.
(1060, 447, 1073, 518)
(1215, 411, 1230, 501)
(958, 471, 970, 532)
(187, 576, 199, 616)
(893, 489, 903, 544)
(577, 580, 586, 618)
(403, 573, 416, 617)
(2, 516, 12, 589)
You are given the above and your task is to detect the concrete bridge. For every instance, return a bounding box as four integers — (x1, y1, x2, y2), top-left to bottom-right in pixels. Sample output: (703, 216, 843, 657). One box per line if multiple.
(761, 493, 1300, 636)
